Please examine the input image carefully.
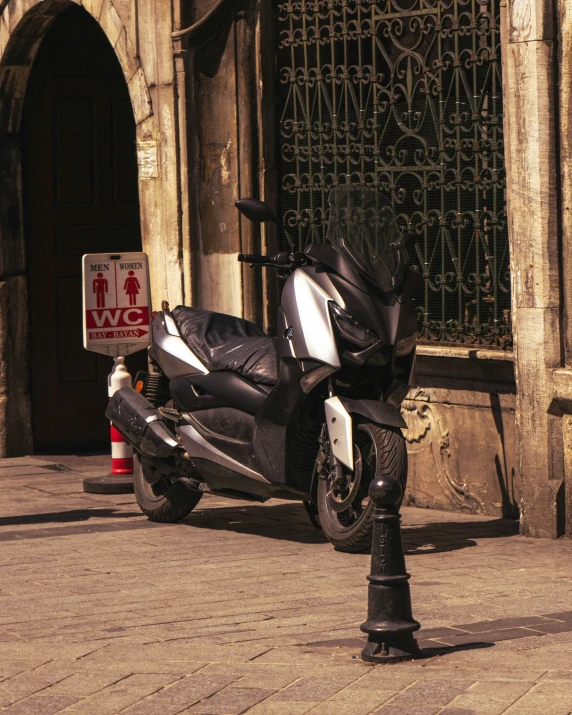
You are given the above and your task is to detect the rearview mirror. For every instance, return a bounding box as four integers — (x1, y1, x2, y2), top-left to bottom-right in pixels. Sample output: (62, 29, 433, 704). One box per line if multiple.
(235, 198, 278, 224)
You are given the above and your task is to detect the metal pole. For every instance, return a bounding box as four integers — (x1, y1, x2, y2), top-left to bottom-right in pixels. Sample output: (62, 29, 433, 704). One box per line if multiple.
(360, 476, 421, 663)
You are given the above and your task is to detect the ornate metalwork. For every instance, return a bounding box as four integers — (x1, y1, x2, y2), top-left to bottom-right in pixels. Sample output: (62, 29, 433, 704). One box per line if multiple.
(276, 0, 512, 348)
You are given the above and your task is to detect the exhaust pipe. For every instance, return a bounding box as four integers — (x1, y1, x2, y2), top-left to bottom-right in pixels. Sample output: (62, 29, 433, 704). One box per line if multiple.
(106, 387, 178, 458)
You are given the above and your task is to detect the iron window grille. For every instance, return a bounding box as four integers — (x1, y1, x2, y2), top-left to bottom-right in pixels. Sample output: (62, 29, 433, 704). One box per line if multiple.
(276, 0, 511, 349)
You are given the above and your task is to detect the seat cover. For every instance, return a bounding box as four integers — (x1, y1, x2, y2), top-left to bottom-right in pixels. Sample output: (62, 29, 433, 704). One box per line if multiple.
(171, 306, 277, 386)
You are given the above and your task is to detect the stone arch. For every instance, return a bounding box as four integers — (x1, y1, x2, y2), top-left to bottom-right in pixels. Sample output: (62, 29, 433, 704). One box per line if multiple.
(0, 0, 153, 455)
(0, 0, 152, 130)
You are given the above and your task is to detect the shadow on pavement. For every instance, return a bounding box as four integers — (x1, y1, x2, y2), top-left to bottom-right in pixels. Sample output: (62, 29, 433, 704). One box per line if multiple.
(403, 518, 518, 555)
(1, 500, 518, 551)
(185, 502, 519, 552)
(0, 508, 141, 527)
(418, 641, 495, 656)
(304, 636, 494, 658)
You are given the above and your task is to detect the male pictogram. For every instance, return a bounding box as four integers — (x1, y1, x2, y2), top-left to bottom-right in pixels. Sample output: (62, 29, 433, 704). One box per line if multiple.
(123, 270, 140, 306)
(93, 272, 108, 308)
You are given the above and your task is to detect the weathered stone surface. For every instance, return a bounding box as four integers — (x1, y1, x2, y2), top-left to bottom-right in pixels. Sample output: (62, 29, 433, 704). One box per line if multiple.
(99, 0, 122, 47)
(113, 26, 139, 83)
(0, 0, 183, 454)
(0, 277, 32, 457)
(508, 0, 553, 43)
(557, 0, 572, 365)
(505, 40, 559, 310)
(136, 83, 184, 309)
(1, 459, 572, 712)
(0, 138, 25, 277)
(502, 0, 565, 536)
(404, 357, 518, 517)
(82, 0, 104, 22)
(128, 65, 152, 125)
(136, 0, 175, 87)
(513, 307, 562, 536)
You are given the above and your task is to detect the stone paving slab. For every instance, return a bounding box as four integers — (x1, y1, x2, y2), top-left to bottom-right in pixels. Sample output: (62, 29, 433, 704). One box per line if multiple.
(2, 456, 572, 712)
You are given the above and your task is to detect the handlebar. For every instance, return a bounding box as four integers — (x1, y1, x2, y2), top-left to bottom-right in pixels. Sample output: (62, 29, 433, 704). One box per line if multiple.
(238, 254, 273, 265)
(237, 252, 311, 270)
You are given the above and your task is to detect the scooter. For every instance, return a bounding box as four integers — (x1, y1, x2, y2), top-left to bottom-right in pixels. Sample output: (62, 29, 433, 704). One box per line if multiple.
(107, 186, 421, 552)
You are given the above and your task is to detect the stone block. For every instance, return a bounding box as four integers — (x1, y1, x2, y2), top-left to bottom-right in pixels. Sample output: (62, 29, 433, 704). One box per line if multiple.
(504, 39, 559, 310)
(387, 680, 473, 707)
(0, 137, 25, 279)
(0, 16, 9, 59)
(557, 0, 572, 363)
(500, 682, 572, 713)
(0, 65, 29, 100)
(513, 307, 562, 535)
(187, 687, 274, 714)
(403, 383, 518, 517)
(99, 0, 123, 49)
(128, 66, 152, 125)
(82, 0, 104, 22)
(0, 695, 79, 714)
(5, 0, 38, 35)
(135, 0, 175, 87)
(245, 704, 316, 715)
(272, 675, 358, 702)
(508, 0, 554, 43)
(113, 27, 139, 83)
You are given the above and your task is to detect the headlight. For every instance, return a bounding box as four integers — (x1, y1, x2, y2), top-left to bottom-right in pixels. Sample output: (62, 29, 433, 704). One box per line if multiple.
(395, 333, 417, 356)
(329, 303, 378, 349)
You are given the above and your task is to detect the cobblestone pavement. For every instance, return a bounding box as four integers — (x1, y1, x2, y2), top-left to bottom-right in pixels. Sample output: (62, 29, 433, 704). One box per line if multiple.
(2, 456, 572, 714)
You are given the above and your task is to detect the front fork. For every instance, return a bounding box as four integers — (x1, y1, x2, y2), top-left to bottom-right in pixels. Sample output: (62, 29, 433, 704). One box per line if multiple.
(324, 378, 354, 477)
(324, 378, 353, 488)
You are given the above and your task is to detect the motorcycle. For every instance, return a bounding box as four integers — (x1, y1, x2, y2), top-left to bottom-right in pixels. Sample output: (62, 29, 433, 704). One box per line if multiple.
(107, 186, 421, 552)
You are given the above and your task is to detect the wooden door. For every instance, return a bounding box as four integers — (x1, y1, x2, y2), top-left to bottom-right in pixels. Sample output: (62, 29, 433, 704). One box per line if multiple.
(22, 6, 144, 453)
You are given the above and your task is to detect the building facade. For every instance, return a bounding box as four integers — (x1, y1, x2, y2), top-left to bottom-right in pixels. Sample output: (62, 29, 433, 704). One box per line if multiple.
(0, 0, 568, 537)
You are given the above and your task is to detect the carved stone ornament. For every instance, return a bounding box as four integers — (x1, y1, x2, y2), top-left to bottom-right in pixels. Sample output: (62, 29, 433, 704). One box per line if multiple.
(402, 386, 485, 512)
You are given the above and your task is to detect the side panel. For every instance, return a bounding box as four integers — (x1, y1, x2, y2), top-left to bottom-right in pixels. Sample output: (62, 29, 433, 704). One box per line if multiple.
(281, 269, 341, 367)
(170, 372, 268, 415)
(149, 312, 208, 379)
(179, 420, 270, 483)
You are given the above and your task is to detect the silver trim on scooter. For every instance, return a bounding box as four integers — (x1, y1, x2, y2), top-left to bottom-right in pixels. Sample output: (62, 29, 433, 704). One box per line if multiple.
(281, 268, 341, 368)
(324, 396, 354, 470)
(151, 314, 209, 379)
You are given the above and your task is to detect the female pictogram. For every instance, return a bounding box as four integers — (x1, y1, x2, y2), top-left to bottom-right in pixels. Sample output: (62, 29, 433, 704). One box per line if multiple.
(93, 272, 108, 308)
(124, 270, 140, 306)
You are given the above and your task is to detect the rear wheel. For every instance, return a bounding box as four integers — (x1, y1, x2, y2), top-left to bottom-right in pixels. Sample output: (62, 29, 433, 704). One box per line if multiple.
(134, 457, 202, 522)
(317, 423, 407, 553)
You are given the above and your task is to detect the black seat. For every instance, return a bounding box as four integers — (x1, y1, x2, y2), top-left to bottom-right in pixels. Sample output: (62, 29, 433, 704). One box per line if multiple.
(171, 306, 277, 387)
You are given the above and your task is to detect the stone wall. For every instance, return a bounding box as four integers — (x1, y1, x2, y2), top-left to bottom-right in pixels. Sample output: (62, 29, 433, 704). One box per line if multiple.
(0, 0, 187, 455)
(403, 353, 519, 518)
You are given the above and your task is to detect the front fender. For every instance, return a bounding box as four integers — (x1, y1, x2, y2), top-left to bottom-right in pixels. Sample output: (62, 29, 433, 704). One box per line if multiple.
(338, 397, 407, 430)
(324, 397, 407, 471)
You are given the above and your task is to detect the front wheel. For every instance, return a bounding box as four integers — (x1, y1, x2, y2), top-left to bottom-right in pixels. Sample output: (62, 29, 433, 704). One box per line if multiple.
(317, 423, 407, 553)
(134, 457, 202, 523)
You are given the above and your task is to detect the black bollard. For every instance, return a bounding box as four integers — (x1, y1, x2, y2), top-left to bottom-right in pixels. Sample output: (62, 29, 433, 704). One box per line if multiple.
(360, 475, 421, 663)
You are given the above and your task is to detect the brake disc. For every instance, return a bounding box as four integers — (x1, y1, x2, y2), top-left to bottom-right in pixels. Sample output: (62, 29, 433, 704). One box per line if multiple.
(327, 448, 363, 513)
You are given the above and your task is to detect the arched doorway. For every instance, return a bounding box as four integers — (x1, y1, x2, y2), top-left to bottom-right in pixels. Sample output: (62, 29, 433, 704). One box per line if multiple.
(21, 5, 143, 453)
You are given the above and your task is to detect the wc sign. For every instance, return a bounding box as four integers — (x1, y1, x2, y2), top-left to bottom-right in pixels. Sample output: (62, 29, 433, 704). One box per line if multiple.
(82, 253, 151, 357)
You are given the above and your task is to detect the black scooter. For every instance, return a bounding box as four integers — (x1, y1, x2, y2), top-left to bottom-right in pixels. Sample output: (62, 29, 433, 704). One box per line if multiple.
(107, 186, 420, 552)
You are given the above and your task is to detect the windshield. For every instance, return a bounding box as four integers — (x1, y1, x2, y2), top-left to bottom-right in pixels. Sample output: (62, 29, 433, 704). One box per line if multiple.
(326, 186, 407, 291)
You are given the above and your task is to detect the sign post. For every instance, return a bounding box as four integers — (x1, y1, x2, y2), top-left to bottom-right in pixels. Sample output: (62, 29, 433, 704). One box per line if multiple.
(81, 253, 151, 494)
